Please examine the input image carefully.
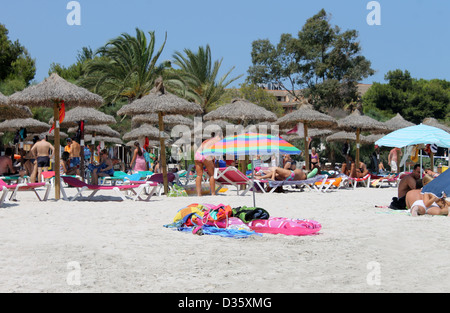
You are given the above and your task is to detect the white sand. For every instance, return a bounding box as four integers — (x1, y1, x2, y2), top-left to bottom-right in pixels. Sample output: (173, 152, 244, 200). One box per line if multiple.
(0, 185, 449, 293)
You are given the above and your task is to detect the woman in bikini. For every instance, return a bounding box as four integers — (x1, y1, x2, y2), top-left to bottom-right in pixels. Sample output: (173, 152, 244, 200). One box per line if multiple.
(405, 175, 449, 217)
(194, 133, 223, 196)
(310, 147, 320, 170)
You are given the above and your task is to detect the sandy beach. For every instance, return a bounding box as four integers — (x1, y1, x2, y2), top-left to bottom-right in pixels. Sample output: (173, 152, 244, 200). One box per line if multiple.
(0, 185, 449, 293)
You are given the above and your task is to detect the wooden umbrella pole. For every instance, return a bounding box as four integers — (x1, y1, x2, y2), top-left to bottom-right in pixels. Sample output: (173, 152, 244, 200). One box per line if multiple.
(158, 112, 169, 195)
(53, 100, 61, 200)
(356, 128, 361, 170)
(303, 123, 310, 171)
(80, 120, 85, 181)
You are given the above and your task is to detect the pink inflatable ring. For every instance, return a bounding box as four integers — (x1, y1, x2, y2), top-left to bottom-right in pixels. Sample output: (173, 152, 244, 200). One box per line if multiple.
(248, 217, 321, 236)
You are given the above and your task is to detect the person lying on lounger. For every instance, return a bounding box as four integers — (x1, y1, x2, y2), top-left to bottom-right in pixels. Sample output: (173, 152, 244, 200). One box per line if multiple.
(254, 167, 307, 181)
(349, 161, 369, 179)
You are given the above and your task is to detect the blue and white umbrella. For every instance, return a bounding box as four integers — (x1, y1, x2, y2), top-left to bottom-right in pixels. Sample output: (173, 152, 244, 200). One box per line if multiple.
(422, 168, 450, 198)
(375, 124, 450, 148)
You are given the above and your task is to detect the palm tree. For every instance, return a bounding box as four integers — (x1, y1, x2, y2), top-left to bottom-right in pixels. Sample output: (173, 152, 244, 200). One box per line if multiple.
(172, 45, 242, 112)
(80, 28, 169, 104)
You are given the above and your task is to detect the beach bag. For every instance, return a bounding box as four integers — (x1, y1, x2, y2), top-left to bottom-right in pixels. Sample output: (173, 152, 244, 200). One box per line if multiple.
(168, 184, 188, 197)
(202, 204, 232, 228)
(232, 206, 270, 224)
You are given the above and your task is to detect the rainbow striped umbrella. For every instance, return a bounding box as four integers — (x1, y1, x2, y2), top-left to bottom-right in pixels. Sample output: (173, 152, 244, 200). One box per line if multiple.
(202, 133, 300, 207)
(201, 133, 301, 156)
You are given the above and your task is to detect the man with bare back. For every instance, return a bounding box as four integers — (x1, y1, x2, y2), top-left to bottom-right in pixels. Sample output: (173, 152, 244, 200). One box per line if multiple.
(30, 135, 55, 182)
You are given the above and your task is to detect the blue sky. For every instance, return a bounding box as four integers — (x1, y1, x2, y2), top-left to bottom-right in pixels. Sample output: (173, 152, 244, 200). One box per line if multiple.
(1, 0, 449, 87)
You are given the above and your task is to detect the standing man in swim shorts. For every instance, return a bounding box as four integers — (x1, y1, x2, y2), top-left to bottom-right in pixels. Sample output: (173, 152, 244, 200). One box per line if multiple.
(66, 138, 81, 169)
(388, 147, 402, 173)
(30, 134, 55, 182)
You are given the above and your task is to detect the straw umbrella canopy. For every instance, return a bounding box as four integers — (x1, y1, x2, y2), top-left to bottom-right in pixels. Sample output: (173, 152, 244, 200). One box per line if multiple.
(0, 92, 33, 120)
(7, 73, 103, 200)
(276, 104, 337, 171)
(117, 80, 203, 194)
(384, 113, 415, 131)
(326, 132, 376, 147)
(85, 135, 123, 145)
(337, 109, 388, 168)
(284, 128, 333, 141)
(26, 130, 69, 141)
(363, 134, 384, 144)
(50, 106, 116, 127)
(203, 98, 277, 124)
(423, 117, 450, 133)
(194, 119, 234, 137)
(203, 99, 278, 176)
(131, 114, 194, 128)
(123, 124, 169, 142)
(68, 124, 120, 138)
(0, 118, 50, 133)
(126, 138, 173, 147)
(0, 92, 7, 105)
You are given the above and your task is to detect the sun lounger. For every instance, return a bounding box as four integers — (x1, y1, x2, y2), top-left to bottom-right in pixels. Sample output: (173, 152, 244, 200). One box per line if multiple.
(0, 175, 29, 184)
(0, 178, 51, 201)
(214, 167, 267, 196)
(267, 175, 329, 193)
(0, 186, 8, 207)
(60, 176, 156, 201)
(314, 176, 343, 192)
(348, 174, 371, 189)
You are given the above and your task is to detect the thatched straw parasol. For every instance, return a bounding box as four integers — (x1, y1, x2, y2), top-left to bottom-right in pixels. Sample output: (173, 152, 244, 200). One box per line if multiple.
(337, 109, 388, 168)
(276, 104, 337, 171)
(50, 107, 116, 127)
(68, 124, 120, 138)
(363, 134, 384, 144)
(0, 118, 50, 133)
(0, 92, 33, 120)
(8, 73, 103, 107)
(26, 130, 69, 141)
(123, 124, 169, 142)
(194, 119, 235, 138)
(117, 79, 203, 194)
(203, 98, 277, 124)
(85, 135, 123, 145)
(0, 92, 7, 105)
(7, 73, 103, 200)
(283, 128, 333, 142)
(423, 117, 450, 133)
(384, 113, 415, 131)
(131, 114, 194, 128)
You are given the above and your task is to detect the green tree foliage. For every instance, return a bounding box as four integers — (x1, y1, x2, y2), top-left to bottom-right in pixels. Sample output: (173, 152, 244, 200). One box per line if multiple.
(0, 24, 36, 95)
(246, 9, 374, 110)
(79, 28, 169, 104)
(48, 47, 94, 83)
(171, 45, 242, 112)
(363, 69, 450, 124)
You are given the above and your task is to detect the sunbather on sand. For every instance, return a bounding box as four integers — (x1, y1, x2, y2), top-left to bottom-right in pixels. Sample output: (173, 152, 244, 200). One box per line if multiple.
(406, 189, 449, 217)
(255, 167, 307, 181)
